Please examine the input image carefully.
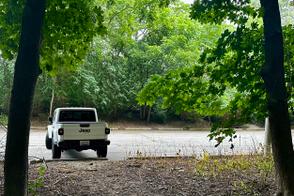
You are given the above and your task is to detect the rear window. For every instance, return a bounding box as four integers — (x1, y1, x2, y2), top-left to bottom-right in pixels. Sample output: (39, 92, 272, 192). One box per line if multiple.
(58, 110, 96, 122)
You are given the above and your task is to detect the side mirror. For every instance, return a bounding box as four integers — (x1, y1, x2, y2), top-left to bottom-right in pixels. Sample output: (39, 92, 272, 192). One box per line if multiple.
(48, 117, 53, 124)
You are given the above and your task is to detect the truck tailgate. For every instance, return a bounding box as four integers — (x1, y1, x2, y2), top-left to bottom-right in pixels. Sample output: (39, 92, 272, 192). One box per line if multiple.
(61, 122, 107, 140)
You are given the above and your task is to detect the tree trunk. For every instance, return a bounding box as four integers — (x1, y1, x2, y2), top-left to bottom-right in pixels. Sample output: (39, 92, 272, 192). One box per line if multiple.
(140, 106, 144, 120)
(264, 117, 272, 156)
(146, 106, 151, 123)
(260, 0, 294, 195)
(4, 0, 46, 195)
(49, 87, 55, 117)
(140, 103, 147, 120)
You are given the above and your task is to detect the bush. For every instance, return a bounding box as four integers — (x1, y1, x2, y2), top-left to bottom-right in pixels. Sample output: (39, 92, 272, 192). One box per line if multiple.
(151, 110, 167, 123)
(29, 164, 47, 196)
(0, 114, 8, 126)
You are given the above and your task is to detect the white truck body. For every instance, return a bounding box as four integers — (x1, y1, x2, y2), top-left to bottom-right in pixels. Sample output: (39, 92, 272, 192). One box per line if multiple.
(50, 123, 108, 141)
(46, 107, 110, 158)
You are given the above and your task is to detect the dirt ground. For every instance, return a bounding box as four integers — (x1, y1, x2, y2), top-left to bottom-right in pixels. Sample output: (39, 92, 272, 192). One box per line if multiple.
(0, 156, 277, 195)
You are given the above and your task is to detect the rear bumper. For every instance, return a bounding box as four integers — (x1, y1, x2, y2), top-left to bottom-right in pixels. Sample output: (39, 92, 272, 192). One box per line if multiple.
(58, 139, 110, 151)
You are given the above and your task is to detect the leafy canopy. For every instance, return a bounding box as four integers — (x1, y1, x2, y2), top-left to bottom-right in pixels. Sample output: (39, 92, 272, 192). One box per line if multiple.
(0, 0, 106, 74)
(137, 0, 294, 146)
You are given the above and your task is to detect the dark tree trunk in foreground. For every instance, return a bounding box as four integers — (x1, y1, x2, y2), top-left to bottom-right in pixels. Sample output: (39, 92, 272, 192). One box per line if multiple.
(260, 0, 294, 195)
(4, 0, 46, 195)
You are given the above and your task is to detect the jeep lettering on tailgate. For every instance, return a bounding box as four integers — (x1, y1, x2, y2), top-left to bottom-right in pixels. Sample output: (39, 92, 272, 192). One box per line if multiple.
(79, 128, 91, 133)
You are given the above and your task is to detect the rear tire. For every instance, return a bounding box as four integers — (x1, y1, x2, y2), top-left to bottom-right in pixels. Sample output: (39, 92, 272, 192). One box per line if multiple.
(97, 145, 107, 158)
(52, 141, 61, 159)
(45, 133, 52, 149)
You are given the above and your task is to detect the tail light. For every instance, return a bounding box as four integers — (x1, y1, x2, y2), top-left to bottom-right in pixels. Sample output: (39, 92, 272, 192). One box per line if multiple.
(58, 128, 64, 135)
(105, 128, 110, 134)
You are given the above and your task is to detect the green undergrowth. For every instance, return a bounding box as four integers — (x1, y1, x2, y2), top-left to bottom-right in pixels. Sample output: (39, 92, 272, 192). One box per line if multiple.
(195, 153, 275, 195)
(0, 114, 7, 126)
(195, 153, 274, 177)
(29, 163, 47, 196)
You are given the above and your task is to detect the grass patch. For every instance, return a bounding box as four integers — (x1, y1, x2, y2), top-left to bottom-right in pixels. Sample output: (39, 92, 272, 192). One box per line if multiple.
(195, 153, 275, 195)
(195, 153, 274, 177)
(0, 114, 8, 126)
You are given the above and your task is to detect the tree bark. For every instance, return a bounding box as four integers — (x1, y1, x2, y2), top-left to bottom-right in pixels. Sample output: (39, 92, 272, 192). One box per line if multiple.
(260, 0, 294, 195)
(140, 104, 147, 120)
(49, 86, 55, 117)
(4, 0, 46, 195)
(264, 117, 272, 156)
(146, 106, 151, 123)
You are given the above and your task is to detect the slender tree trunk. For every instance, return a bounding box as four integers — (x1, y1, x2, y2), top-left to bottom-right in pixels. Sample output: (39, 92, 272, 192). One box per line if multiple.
(146, 106, 151, 123)
(260, 0, 294, 195)
(140, 104, 147, 120)
(264, 117, 272, 156)
(49, 88, 55, 117)
(4, 0, 46, 195)
(140, 106, 144, 120)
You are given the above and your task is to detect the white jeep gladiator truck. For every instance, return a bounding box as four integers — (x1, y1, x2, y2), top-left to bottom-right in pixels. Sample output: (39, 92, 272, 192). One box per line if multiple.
(45, 107, 110, 159)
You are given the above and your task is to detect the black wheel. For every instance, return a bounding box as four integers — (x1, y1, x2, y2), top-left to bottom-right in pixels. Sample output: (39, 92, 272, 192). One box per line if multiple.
(97, 145, 107, 158)
(52, 141, 61, 159)
(45, 133, 52, 149)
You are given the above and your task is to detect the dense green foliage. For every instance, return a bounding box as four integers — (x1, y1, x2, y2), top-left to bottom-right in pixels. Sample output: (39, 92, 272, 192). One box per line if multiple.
(0, 0, 105, 71)
(136, 0, 294, 145)
(0, 0, 224, 120)
(0, 57, 13, 113)
(0, 0, 293, 123)
(138, 0, 294, 125)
